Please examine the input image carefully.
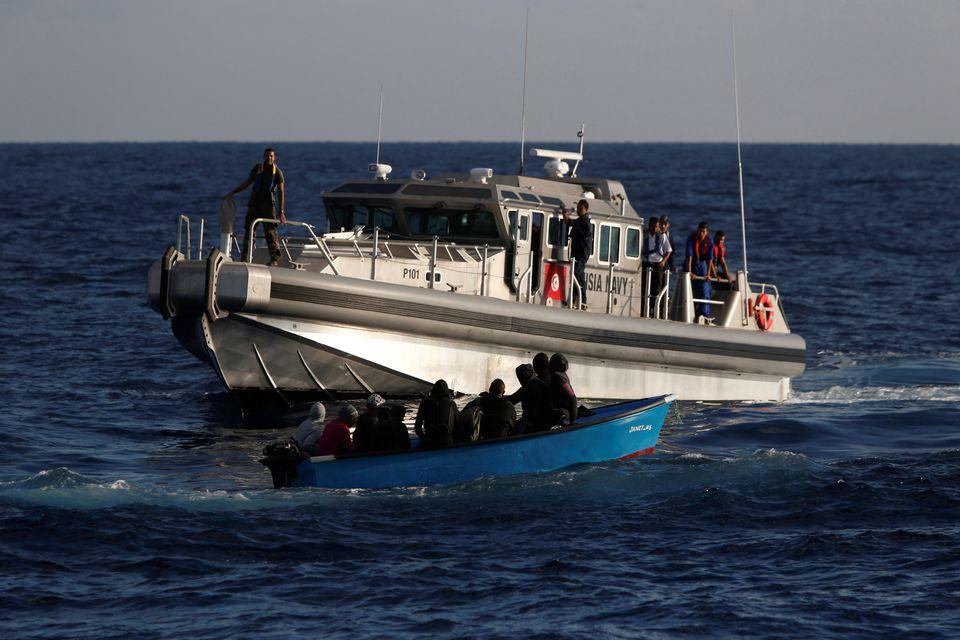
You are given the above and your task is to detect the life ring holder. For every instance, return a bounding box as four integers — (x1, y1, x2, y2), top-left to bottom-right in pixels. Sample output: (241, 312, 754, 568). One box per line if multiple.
(754, 293, 775, 331)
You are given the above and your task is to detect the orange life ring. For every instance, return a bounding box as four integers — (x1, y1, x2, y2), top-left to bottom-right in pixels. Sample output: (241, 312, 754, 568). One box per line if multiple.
(755, 293, 774, 331)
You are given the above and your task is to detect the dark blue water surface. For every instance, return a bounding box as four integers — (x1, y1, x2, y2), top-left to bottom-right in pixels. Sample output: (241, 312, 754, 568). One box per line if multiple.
(2, 143, 960, 639)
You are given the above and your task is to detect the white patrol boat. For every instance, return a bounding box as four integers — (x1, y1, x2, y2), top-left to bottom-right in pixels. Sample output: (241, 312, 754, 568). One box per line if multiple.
(146, 141, 805, 412)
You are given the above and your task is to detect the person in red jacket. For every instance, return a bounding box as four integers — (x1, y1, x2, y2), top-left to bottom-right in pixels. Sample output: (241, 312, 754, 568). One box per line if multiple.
(313, 405, 358, 456)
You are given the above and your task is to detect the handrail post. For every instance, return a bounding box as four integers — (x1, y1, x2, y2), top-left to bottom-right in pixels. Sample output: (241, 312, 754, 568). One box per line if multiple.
(605, 232, 615, 314)
(198, 217, 205, 259)
(664, 270, 671, 319)
(177, 214, 192, 260)
(371, 227, 379, 281)
(568, 257, 576, 308)
(527, 250, 534, 302)
(429, 236, 438, 289)
(642, 268, 650, 318)
(480, 244, 488, 296)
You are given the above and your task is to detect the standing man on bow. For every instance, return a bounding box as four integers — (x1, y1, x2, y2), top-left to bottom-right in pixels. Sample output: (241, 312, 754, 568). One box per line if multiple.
(561, 199, 593, 309)
(224, 148, 286, 266)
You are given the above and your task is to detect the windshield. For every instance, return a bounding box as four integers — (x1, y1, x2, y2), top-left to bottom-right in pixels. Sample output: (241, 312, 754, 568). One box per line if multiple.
(404, 207, 501, 239)
(326, 203, 399, 232)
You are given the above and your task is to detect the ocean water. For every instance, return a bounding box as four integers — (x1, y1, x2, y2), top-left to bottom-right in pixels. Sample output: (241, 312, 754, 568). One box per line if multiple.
(1, 142, 959, 639)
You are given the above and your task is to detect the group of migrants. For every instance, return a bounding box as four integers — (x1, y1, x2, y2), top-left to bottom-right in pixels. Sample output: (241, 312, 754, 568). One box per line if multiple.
(292, 352, 583, 457)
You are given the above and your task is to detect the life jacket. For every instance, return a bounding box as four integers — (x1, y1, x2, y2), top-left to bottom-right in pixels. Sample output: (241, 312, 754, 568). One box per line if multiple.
(690, 233, 711, 264)
(252, 162, 278, 195)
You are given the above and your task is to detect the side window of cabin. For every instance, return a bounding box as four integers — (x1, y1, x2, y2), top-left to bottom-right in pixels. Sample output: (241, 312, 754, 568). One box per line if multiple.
(519, 214, 529, 242)
(508, 210, 517, 240)
(591, 222, 597, 257)
(598, 224, 622, 265)
(625, 227, 641, 259)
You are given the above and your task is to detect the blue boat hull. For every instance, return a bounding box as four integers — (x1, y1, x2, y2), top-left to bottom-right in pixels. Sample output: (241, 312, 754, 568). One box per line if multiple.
(295, 395, 674, 489)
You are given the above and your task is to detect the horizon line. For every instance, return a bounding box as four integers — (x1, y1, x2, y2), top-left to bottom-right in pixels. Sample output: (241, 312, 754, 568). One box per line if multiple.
(1, 139, 958, 146)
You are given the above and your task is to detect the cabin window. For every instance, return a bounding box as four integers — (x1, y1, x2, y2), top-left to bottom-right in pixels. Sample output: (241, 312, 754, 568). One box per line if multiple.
(519, 214, 529, 242)
(540, 196, 564, 207)
(404, 207, 500, 239)
(625, 227, 641, 259)
(327, 203, 399, 232)
(547, 217, 568, 247)
(501, 190, 519, 200)
(519, 192, 540, 203)
(598, 224, 621, 264)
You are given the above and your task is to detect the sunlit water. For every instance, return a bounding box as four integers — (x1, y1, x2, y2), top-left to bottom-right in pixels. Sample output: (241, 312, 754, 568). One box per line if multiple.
(1, 143, 959, 639)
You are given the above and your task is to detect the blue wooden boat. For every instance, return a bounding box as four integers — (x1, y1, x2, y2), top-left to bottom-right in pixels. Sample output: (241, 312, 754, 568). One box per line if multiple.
(293, 394, 675, 489)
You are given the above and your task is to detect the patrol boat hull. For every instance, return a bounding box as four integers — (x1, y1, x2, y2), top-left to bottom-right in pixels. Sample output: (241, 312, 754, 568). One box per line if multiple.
(151, 255, 805, 411)
(293, 395, 673, 489)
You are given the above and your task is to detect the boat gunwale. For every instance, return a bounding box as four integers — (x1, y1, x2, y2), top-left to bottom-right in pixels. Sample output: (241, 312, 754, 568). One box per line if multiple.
(305, 394, 674, 465)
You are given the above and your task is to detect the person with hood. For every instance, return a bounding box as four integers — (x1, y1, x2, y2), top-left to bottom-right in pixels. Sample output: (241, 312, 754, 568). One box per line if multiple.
(464, 379, 517, 440)
(371, 405, 412, 451)
(313, 405, 358, 456)
(415, 379, 457, 448)
(548, 353, 578, 426)
(293, 402, 327, 451)
(532, 352, 551, 386)
(352, 393, 385, 452)
(510, 362, 551, 434)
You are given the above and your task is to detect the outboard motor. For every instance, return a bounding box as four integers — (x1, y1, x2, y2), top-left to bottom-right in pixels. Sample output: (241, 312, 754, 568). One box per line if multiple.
(260, 439, 308, 488)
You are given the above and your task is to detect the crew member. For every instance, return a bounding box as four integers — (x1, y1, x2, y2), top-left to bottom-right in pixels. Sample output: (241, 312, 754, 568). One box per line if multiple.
(685, 221, 718, 322)
(641, 217, 669, 316)
(561, 199, 593, 309)
(660, 216, 676, 274)
(224, 148, 286, 266)
(713, 230, 732, 289)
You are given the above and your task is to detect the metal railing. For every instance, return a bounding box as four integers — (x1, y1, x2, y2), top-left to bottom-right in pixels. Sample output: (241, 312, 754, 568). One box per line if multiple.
(246, 218, 340, 275)
(176, 214, 206, 260)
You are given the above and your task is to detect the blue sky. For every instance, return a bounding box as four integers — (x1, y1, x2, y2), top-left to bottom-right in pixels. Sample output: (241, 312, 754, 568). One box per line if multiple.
(1, 0, 958, 143)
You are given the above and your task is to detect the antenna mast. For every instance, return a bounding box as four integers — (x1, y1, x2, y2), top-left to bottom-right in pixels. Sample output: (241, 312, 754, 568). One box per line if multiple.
(375, 83, 384, 165)
(731, 12, 748, 281)
(519, 8, 530, 175)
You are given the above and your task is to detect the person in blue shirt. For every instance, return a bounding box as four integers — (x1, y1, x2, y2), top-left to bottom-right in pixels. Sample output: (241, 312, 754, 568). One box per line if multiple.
(684, 221, 718, 322)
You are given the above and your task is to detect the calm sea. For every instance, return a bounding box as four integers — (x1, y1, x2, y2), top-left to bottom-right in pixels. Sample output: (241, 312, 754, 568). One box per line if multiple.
(1, 142, 959, 639)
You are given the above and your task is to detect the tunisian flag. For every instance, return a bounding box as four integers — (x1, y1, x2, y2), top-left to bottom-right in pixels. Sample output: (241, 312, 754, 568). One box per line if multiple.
(544, 263, 567, 302)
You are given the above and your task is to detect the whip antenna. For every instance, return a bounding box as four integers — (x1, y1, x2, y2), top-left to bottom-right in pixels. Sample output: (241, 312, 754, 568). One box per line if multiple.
(732, 12, 751, 327)
(375, 83, 384, 165)
(519, 8, 530, 175)
(732, 12, 748, 280)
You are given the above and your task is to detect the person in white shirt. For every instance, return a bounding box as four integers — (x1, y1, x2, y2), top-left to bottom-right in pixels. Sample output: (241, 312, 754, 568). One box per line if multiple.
(294, 402, 327, 451)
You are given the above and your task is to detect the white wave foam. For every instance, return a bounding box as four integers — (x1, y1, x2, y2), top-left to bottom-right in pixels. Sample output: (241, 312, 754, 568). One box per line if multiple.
(789, 384, 960, 404)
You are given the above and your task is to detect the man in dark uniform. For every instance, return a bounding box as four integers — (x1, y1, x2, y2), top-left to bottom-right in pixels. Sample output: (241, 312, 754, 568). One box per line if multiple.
(224, 148, 286, 266)
(561, 199, 593, 308)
